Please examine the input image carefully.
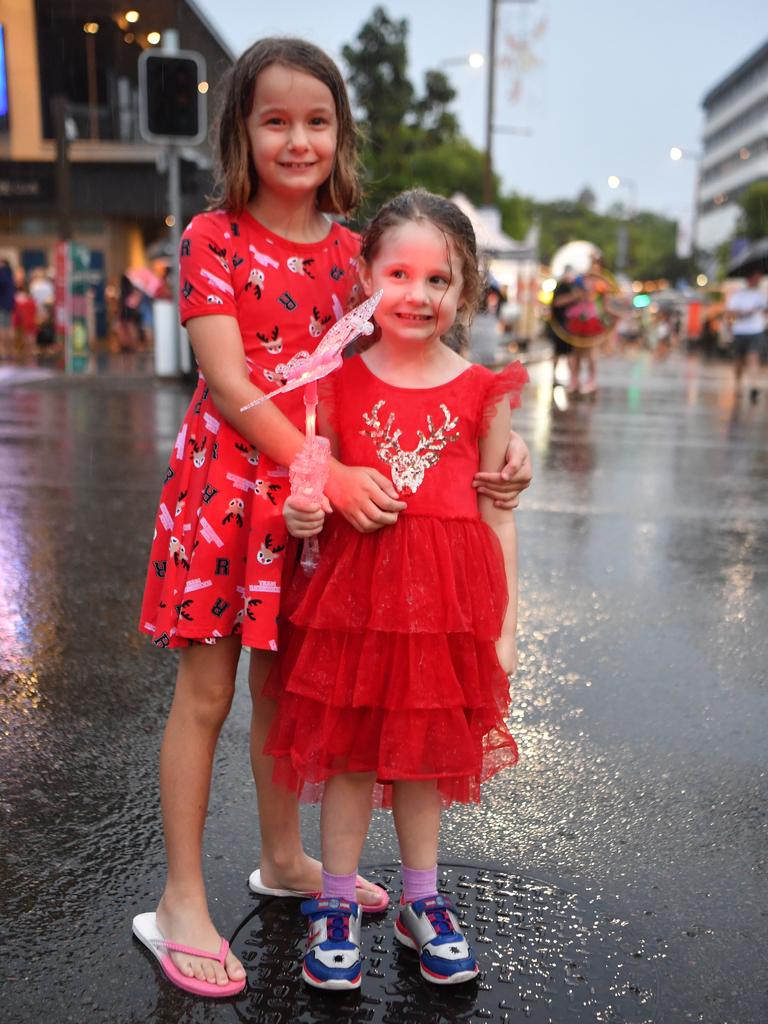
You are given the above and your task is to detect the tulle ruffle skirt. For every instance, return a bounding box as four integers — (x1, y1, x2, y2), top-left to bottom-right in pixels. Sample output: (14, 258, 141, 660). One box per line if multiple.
(265, 514, 518, 806)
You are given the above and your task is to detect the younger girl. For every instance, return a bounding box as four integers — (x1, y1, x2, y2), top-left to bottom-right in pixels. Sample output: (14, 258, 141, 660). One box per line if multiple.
(266, 189, 526, 991)
(133, 40, 531, 998)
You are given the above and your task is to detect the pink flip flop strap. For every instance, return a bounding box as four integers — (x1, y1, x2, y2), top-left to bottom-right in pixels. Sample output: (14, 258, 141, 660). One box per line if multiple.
(159, 936, 229, 965)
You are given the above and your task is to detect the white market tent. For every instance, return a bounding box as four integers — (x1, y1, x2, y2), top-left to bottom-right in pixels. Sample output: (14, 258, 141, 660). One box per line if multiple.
(450, 193, 540, 341)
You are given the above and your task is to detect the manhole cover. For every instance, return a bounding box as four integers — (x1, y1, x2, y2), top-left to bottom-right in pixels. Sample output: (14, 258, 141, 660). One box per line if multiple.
(231, 863, 663, 1023)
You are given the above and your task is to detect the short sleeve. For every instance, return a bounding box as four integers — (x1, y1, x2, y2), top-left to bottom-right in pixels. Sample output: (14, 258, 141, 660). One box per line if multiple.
(178, 212, 239, 325)
(478, 360, 529, 437)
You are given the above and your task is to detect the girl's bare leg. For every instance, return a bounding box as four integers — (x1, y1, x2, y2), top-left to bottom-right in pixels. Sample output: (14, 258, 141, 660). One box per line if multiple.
(248, 650, 310, 886)
(248, 652, 384, 905)
(320, 772, 378, 874)
(392, 780, 442, 870)
(155, 635, 246, 986)
(567, 351, 580, 392)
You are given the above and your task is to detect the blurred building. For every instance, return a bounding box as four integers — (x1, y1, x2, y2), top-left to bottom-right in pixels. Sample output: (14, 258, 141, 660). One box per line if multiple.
(696, 38, 768, 253)
(0, 0, 232, 279)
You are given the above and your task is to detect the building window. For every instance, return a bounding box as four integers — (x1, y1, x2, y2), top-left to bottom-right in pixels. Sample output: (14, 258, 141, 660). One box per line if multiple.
(35, 1, 142, 142)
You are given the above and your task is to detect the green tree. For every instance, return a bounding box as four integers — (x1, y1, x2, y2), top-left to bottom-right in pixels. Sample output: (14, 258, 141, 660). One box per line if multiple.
(412, 70, 459, 141)
(342, 6, 491, 216)
(408, 138, 492, 206)
(497, 193, 533, 241)
(735, 181, 768, 241)
(342, 6, 413, 157)
(532, 199, 684, 280)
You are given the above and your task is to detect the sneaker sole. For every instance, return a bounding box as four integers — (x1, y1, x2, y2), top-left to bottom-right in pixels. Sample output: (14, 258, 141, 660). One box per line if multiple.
(420, 963, 479, 985)
(302, 964, 361, 991)
(394, 918, 478, 985)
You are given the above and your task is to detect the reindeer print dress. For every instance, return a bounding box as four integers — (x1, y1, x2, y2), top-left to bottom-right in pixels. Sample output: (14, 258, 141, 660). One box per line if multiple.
(139, 210, 361, 651)
(265, 354, 528, 806)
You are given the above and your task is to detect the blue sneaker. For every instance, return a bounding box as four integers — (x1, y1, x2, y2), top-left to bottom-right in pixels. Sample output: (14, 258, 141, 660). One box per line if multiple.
(300, 897, 363, 991)
(395, 894, 479, 985)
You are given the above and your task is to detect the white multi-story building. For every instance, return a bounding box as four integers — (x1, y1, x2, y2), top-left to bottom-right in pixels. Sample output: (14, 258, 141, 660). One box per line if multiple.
(696, 39, 768, 254)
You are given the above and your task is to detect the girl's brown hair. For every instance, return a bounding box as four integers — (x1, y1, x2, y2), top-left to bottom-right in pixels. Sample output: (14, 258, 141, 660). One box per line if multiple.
(360, 189, 482, 346)
(210, 38, 361, 216)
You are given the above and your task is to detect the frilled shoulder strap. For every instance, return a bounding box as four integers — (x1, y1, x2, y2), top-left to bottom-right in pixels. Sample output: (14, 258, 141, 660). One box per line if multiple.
(477, 360, 529, 437)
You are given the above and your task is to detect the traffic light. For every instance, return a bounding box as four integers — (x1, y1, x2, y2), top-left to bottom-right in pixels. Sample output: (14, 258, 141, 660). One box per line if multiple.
(138, 51, 206, 144)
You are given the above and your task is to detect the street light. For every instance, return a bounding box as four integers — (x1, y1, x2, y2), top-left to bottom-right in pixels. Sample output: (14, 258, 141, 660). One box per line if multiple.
(607, 175, 637, 274)
(669, 146, 702, 261)
(441, 52, 485, 68)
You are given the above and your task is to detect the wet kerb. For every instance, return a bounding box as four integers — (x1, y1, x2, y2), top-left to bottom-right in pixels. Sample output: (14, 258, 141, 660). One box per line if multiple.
(229, 863, 664, 1023)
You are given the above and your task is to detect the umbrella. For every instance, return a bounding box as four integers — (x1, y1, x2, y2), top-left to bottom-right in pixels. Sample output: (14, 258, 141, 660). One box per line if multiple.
(126, 266, 166, 297)
(727, 238, 768, 278)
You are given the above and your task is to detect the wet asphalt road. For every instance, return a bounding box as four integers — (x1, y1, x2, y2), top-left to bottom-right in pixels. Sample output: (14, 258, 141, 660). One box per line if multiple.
(1, 347, 767, 1024)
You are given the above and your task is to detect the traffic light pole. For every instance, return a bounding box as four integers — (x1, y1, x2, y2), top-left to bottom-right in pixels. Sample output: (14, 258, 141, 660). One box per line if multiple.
(162, 30, 183, 371)
(138, 29, 206, 375)
(167, 143, 182, 367)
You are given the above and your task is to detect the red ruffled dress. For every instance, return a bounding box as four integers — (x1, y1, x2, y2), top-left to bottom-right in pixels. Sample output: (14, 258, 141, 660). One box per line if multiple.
(265, 355, 528, 806)
(138, 210, 361, 651)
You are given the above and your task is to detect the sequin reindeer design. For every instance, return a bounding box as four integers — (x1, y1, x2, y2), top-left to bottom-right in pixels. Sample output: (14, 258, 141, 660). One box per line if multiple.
(240, 291, 383, 573)
(361, 400, 459, 494)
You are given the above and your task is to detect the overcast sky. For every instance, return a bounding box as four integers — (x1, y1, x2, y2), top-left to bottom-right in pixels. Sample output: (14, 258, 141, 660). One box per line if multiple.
(196, 0, 765, 226)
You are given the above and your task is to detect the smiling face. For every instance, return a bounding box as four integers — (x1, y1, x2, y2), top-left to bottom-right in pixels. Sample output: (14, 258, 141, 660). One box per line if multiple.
(246, 64, 338, 205)
(359, 219, 466, 346)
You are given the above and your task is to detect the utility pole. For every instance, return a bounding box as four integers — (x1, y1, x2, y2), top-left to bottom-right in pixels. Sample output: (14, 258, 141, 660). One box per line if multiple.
(483, 0, 498, 206)
(483, 0, 536, 207)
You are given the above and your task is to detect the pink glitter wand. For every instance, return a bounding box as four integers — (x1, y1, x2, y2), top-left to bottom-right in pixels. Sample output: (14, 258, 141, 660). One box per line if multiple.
(241, 290, 382, 573)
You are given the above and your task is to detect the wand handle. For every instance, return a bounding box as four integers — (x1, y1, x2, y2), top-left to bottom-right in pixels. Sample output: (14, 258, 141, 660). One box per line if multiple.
(289, 434, 331, 576)
(301, 536, 320, 574)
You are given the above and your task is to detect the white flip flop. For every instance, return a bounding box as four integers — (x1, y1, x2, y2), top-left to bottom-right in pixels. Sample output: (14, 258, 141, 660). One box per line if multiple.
(248, 869, 389, 912)
(248, 868, 317, 899)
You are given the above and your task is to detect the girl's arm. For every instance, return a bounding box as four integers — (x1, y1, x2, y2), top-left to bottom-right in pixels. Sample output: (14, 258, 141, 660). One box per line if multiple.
(187, 316, 406, 532)
(473, 429, 532, 509)
(477, 397, 519, 676)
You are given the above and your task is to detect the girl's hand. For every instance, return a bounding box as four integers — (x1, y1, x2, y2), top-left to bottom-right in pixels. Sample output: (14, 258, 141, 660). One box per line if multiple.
(496, 634, 518, 676)
(283, 495, 331, 538)
(326, 463, 407, 533)
(473, 430, 531, 509)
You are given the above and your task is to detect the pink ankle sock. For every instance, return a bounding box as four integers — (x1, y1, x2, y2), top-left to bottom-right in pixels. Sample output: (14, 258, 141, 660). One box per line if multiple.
(321, 867, 358, 902)
(401, 864, 438, 903)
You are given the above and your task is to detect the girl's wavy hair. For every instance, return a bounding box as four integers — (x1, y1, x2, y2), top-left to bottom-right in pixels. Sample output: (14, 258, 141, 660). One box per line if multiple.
(360, 189, 482, 349)
(209, 38, 362, 216)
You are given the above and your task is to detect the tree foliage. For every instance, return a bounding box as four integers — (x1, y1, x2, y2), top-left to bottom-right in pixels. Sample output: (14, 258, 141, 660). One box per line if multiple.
(735, 181, 768, 241)
(342, 6, 486, 216)
(530, 200, 686, 280)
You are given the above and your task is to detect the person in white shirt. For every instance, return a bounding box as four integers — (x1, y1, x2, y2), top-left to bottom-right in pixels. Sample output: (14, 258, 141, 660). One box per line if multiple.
(726, 269, 767, 403)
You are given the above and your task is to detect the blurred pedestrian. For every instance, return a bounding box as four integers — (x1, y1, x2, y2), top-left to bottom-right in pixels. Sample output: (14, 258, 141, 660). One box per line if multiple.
(726, 269, 766, 403)
(0, 258, 16, 359)
(117, 274, 143, 351)
(546, 264, 582, 387)
(12, 272, 37, 361)
(265, 190, 525, 991)
(29, 266, 54, 318)
(567, 254, 610, 396)
(131, 37, 536, 1000)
